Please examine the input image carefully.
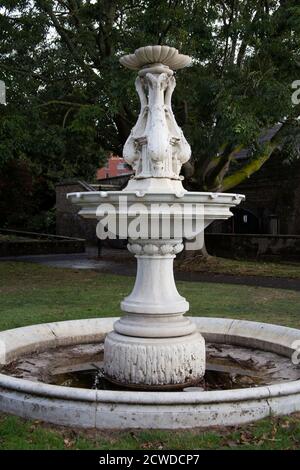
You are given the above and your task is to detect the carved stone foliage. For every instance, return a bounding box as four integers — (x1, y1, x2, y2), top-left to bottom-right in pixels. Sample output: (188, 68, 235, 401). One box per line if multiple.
(127, 241, 184, 256)
(123, 72, 191, 180)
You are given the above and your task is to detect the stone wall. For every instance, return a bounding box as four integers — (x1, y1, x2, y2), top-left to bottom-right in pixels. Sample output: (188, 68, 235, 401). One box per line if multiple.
(205, 233, 300, 260)
(56, 181, 97, 242)
(0, 239, 85, 257)
(0, 228, 85, 257)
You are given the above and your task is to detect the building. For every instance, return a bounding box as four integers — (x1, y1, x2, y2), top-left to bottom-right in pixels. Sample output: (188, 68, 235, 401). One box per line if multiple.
(205, 133, 300, 259)
(209, 126, 300, 236)
(96, 154, 133, 180)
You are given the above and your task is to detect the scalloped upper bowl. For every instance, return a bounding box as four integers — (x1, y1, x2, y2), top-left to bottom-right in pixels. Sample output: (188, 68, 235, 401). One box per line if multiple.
(67, 190, 245, 239)
(120, 45, 192, 71)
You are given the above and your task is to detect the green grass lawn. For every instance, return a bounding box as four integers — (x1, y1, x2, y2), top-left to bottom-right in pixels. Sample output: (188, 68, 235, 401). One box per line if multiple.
(177, 255, 300, 279)
(0, 260, 300, 450)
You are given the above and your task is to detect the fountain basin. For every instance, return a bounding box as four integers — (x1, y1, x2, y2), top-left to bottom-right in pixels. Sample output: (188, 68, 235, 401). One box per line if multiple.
(67, 190, 245, 236)
(1, 317, 300, 429)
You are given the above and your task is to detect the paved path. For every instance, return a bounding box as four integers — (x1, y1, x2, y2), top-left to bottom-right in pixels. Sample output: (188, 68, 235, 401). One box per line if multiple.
(176, 271, 300, 291)
(1, 250, 300, 291)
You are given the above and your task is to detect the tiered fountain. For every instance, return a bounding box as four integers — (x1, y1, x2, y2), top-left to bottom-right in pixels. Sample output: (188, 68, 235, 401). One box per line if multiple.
(70, 45, 244, 389)
(0, 46, 300, 428)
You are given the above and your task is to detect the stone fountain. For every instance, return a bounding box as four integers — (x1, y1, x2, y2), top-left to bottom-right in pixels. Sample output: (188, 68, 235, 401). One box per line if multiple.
(0, 46, 300, 429)
(69, 45, 244, 389)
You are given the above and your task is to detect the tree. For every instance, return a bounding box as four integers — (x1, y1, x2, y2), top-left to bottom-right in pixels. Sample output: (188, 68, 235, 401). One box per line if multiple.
(0, 0, 300, 229)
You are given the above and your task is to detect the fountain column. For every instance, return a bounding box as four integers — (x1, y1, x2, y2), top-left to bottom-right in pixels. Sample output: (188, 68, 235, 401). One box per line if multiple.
(103, 46, 205, 388)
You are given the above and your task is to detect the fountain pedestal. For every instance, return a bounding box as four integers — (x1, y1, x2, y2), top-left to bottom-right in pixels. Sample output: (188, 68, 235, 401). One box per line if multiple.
(104, 238, 205, 388)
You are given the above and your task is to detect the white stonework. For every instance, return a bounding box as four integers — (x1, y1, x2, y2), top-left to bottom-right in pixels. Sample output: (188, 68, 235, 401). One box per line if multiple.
(104, 331, 205, 387)
(1, 318, 300, 429)
(119, 45, 192, 71)
(105, 236, 205, 387)
(121, 47, 192, 183)
(67, 45, 245, 388)
(121, 239, 188, 314)
(123, 73, 191, 180)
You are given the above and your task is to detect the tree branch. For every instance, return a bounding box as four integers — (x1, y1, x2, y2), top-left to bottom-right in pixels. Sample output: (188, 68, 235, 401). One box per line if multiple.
(36, 0, 101, 81)
(36, 100, 89, 108)
(220, 120, 296, 191)
(221, 142, 276, 191)
(204, 143, 243, 190)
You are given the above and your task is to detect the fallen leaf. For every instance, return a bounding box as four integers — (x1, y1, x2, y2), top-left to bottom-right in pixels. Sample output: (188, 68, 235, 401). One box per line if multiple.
(64, 438, 74, 448)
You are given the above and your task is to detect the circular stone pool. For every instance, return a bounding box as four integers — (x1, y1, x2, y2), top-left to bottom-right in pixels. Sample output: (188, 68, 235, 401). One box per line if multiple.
(0, 317, 300, 429)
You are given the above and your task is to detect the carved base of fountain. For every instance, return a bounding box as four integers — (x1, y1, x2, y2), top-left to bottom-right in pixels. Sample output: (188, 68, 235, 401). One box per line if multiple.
(104, 330, 205, 389)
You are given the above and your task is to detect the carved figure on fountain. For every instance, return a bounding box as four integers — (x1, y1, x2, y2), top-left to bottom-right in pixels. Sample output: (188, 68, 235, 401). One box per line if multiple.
(123, 69, 191, 180)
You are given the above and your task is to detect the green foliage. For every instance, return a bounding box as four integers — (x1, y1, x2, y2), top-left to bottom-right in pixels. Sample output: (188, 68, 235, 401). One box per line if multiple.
(0, 0, 300, 228)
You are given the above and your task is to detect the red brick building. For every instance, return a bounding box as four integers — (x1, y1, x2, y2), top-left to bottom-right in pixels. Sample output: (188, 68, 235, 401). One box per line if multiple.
(96, 155, 133, 180)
